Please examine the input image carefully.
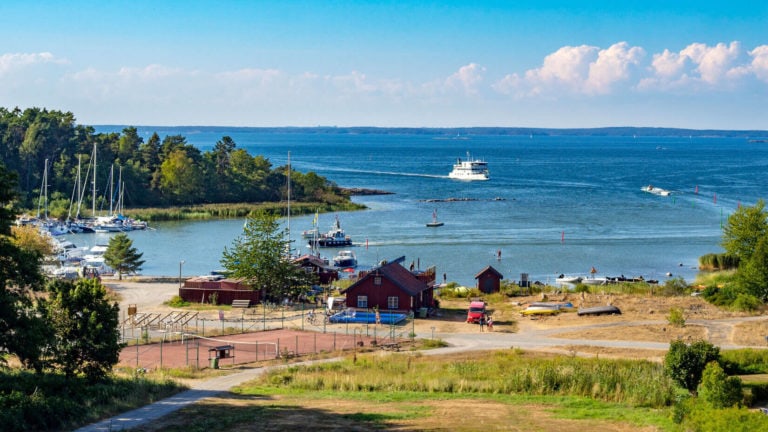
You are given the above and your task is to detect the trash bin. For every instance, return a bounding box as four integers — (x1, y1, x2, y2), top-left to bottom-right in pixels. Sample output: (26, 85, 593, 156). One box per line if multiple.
(418, 307, 428, 318)
(210, 357, 219, 369)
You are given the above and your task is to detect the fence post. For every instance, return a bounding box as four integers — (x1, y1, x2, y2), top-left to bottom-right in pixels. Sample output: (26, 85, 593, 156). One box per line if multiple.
(160, 338, 163, 369)
(255, 341, 258, 362)
(314, 332, 317, 354)
(333, 331, 336, 351)
(295, 335, 299, 356)
(277, 338, 280, 359)
(136, 337, 139, 368)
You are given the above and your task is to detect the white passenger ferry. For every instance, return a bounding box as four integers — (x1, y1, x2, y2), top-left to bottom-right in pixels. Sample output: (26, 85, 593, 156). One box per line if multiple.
(448, 153, 489, 181)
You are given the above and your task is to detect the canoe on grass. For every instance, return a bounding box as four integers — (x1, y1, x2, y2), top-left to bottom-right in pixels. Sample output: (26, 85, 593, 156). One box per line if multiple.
(577, 305, 622, 316)
(521, 305, 561, 316)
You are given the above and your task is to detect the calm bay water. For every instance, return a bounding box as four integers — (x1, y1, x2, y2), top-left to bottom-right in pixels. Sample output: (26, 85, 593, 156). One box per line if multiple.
(70, 129, 768, 286)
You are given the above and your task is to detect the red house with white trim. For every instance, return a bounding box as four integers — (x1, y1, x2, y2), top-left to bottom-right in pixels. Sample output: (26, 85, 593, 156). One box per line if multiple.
(340, 257, 436, 312)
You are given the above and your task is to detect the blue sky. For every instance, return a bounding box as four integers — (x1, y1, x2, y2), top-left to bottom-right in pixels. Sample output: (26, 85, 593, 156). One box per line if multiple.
(1, 1, 767, 129)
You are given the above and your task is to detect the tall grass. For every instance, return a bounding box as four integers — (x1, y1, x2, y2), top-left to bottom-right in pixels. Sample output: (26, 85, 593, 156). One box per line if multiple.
(721, 349, 768, 374)
(699, 253, 740, 271)
(0, 369, 185, 431)
(253, 350, 675, 408)
(125, 201, 366, 222)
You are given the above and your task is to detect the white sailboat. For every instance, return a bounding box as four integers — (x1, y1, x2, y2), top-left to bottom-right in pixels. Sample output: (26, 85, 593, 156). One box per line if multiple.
(426, 209, 444, 227)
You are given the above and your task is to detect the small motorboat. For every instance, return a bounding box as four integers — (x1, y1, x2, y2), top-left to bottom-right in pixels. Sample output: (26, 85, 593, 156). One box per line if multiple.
(555, 275, 582, 284)
(581, 276, 607, 285)
(309, 216, 352, 247)
(332, 250, 357, 268)
(641, 185, 671, 196)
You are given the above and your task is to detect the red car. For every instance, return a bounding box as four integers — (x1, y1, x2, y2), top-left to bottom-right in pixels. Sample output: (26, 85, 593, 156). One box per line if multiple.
(466, 301, 487, 323)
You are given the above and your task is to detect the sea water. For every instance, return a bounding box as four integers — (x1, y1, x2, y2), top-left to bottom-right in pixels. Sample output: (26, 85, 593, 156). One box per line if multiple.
(70, 129, 768, 287)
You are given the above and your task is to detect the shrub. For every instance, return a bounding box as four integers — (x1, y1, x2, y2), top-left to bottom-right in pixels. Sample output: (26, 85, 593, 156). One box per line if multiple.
(574, 283, 590, 293)
(668, 307, 686, 327)
(165, 295, 190, 307)
(698, 361, 743, 408)
(661, 277, 689, 296)
(664, 339, 720, 393)
(731, 293, 761, 312)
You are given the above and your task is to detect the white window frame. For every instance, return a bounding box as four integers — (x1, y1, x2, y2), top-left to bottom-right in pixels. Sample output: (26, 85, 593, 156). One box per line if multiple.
(387, 296, 398, 309)
(357, 295, 368, 308)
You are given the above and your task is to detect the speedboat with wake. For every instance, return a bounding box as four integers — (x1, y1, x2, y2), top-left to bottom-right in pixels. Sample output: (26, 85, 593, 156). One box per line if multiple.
(641, 185, 671, 196)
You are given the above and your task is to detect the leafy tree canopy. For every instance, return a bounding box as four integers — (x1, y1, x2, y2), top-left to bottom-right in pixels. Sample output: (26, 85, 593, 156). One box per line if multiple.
(721, 199, 768, 262)
(664, 339, 720, 394)
(0, 107, 349, 210)
(43, 278, 121, 381)
(0, 161, 45, 367)
(221, 210, 316, 301)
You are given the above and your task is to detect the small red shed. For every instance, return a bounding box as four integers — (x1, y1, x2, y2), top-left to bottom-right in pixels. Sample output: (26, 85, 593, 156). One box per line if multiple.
(475, 265, 504, 294)
(180, 276, 261, 305)
(341, 258, 435, 312)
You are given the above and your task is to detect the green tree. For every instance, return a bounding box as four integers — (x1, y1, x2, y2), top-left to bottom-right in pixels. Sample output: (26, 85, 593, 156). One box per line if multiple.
(737, 234, 768, 301)
(213, 135, 236, 175)
(103, 233, 145, 280)
(43, 278, 121, 381)
(0, 162, 47, 368)
(664, 339, 721, 394)
(220, 211, 315, 301)
(159, 148, 204, 204)
(697, 361, 743, 408)
(116, 126, 142, 162)
(722, 199, 768, 262)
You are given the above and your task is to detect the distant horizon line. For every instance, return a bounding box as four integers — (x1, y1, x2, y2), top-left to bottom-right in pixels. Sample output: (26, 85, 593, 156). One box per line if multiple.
(91, 124, 768, 137)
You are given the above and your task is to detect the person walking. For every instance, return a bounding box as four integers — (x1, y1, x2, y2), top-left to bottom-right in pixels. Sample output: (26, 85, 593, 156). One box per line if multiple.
(478, 314, 485, 332)
(487, 315, 494, 331)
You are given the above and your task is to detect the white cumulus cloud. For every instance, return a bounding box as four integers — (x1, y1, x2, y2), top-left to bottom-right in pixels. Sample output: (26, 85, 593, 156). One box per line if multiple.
(0, 52, 65, 75)
(444, 63, 486, 94)
(639, 41, 745, 90)
(586, 42, 645, 94)
(496, 42, 643, 96)
(748, 45, 768, 82)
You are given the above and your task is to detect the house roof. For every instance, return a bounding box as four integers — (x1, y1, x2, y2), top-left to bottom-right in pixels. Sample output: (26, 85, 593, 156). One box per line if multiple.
(474, 265, 504, 279)
(294, 254, 332, 269)
(342, 260, 429, 296)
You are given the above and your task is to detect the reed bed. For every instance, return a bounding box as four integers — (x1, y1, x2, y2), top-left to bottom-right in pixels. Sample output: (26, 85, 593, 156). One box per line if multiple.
(124, 201, 365, 221)
(256, 350, 675, 408)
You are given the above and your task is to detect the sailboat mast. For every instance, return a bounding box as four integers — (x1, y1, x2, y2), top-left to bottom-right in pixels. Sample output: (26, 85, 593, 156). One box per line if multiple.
(108, 164, 114, 216)
(287, 151, 291, 240)
(68, 156, 81, 221)
(38, 158, 48, 219)
(92, 143, 97, 217)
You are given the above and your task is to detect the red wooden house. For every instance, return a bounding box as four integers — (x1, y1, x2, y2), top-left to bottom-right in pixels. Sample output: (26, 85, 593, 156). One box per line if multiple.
(475, 265, 503, 294)
(340, 258, 436, 312)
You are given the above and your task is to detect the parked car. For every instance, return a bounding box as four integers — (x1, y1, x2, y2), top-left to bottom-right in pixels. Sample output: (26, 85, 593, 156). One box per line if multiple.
(466, 300, 487, 323)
